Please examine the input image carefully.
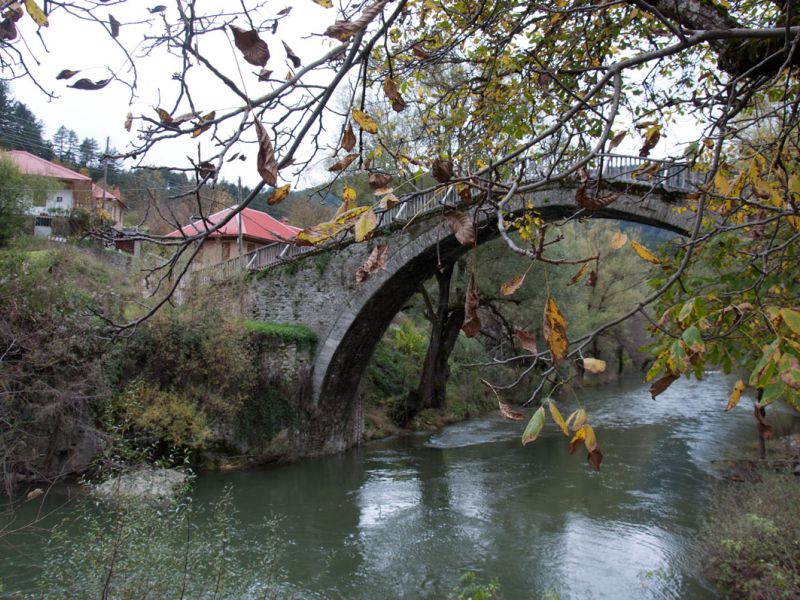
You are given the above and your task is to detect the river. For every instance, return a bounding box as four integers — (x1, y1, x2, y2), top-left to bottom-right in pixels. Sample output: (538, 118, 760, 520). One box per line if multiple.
(1, 374, 795, 599)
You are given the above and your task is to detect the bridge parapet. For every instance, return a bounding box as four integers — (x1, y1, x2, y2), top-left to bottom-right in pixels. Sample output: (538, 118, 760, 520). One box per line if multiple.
(187, 153, 697, 287)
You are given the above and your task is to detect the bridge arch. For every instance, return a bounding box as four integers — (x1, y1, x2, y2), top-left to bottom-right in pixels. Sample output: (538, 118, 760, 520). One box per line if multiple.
(247, 183, 696, 454)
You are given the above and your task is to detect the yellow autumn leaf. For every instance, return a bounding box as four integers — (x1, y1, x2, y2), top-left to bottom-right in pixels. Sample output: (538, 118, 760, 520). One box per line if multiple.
(714, 170, 731, 197)
(267, 184, 291, 205)
(569, 425, 587, 446)
(543, 297, 569, 367)
(610, 232, 628, 250)
(582, 358, 606, 374)
(725, 379, 745, 411)
(352, 108, 378, 134)
(354, 208, 378, 242)
(342, 186, 357, 205)
(312, 0, 333, 7)
(25, 0, 48, 26)
(500, 274, 525, 296)
(566, 407, 587, 432)
(630, 240, 661, 264)
(335, 205, 369, 226)
(548, 399, 569, 437)
(582, 424, 598, 452)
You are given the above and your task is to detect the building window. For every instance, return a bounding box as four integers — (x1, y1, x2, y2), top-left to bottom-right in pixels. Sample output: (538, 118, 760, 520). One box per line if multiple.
(56, 196, 63, 203)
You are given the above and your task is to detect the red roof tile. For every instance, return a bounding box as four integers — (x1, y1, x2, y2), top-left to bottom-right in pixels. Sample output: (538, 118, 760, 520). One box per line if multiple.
(166, 206, 300, 243)
(4, 150, 91, 181)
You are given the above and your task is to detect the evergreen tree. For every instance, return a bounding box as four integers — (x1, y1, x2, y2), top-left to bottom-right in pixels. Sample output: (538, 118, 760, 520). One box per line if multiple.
(0, 81, 52, 159)
(78, 137, 99, 169)
(51, 126, 70, 161)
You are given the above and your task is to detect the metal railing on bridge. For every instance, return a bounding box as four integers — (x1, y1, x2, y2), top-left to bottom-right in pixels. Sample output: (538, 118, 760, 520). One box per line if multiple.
(186, 153, 697, 287)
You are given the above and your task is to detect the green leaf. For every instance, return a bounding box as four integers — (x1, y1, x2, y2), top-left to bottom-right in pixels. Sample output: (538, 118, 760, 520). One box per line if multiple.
(521, 406, 545, 446)
(781, 309, 800, 336)
(681, 326, 705, 354)
(759, 380, 784, 406)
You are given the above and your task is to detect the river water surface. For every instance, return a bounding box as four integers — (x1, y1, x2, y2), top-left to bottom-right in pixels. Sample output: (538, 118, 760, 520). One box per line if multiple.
(2, 374, 795, 599)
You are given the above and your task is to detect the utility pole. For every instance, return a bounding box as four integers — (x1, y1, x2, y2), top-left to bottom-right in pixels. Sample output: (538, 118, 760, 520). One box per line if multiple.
(237, 176, 243, 258)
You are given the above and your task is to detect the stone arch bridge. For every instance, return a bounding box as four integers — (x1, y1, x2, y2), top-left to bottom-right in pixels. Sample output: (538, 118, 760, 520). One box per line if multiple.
(190, 154, 699, 454)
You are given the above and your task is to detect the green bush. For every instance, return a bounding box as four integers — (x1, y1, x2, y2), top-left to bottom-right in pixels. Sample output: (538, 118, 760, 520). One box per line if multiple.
(242, 320, 317, 348)
(36, 487, 289, 599)
(698, 473, 800, 598)
(111, 380, 211, 452)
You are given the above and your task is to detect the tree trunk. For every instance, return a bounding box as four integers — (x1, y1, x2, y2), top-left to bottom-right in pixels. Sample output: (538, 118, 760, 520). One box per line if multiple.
(393, 263, 465, 426)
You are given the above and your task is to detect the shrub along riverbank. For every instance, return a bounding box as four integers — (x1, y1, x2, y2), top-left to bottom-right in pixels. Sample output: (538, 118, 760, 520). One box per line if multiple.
(699, 435, 800, 598)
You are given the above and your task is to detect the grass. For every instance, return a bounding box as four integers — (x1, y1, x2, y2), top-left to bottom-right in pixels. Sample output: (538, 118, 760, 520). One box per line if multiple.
(698, 436, 800, 599)
(243, 320, 317, 348)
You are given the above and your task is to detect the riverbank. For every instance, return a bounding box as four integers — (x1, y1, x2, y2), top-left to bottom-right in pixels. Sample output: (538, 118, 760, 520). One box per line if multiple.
(699, 434, 800, 598)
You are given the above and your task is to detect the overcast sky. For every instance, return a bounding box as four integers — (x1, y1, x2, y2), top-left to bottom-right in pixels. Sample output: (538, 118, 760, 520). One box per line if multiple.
(9, 1, 344, 189)
(7, 1, 697, 192)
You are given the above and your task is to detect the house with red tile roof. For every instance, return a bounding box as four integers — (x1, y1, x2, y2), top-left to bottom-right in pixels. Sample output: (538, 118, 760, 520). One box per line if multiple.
(3, 150, 125, 228)
(166, 205, 301, 267)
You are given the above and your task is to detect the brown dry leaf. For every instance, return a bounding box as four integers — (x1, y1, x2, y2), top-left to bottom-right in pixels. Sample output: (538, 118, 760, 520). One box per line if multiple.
(69, 78, 112, 91)
(26, 488, 44, 501)
(586, 270, 597, 288)
(192, 111, 215, 138)
(462, 273, 481, 338)
(355, 244, 389, 283)
(576, 183, 618, 210)
(610, 232, 628, 249)
(282, 41, 301, 68)
(230, 25, 270, 67)
(431, 158, 453, 183)
(412, 43, 429, 59)
(267, 184, 291, 205)
(383, 76, 406, 112)
(352, 108, 378, 134)
(156, 108, 172, 124)
(650, 373, 678, 399)
(197, 161, 216, 180)
(379, 193, 400, 209)
(0, 19, 18, 41)
(543, 297, 569, 367)
(582, 358, 606, 374)
(499, 401, 526, 421)
(568, 263, 589, 286)
(324, 0, 389, 41)
(587, 448, 603, 471)
(124, 112, 133, 132)
(368, 172, 392, 190)
(639, 124, 661, 158)
(258, 68, 273, 81)
(500, 274, 525, 296)
(254, 117, 278, 186)
(56, 69, 79, 80)
(514, 329, 538, 354)
(444, 210, 475, 247)
(341, 122, 356, 152)
(328, 153, 359, 172)
(459, 184, 474, 204)
(109, 14, 120, 38)
(548, 399, 569, 437)
(608, 131, 626, 150)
